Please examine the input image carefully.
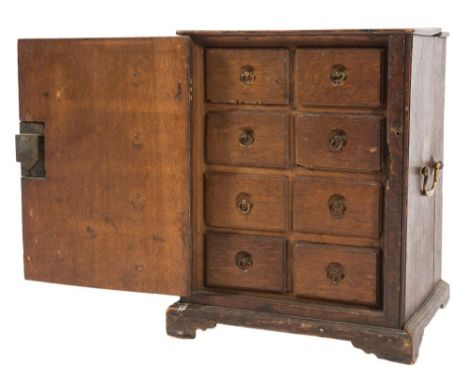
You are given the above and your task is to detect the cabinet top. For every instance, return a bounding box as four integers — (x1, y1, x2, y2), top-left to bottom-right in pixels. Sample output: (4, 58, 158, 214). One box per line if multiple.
(178, 28, 448, 37)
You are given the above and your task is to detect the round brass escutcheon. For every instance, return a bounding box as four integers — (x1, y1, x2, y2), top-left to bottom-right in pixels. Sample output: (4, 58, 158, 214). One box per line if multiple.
(328, 129, 348, 152)
(240, 65, 256, 85)
(238, 127, 255, 147)
(328, 194, 347, 219)
(235, 251, 253, 271)
(326, 262, 345, 284)
(329, 64, 347, 85)
(236, 193, 253, 214)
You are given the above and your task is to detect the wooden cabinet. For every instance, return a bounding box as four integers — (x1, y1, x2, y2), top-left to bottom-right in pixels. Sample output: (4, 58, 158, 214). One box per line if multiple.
(15, 29, 449, 364)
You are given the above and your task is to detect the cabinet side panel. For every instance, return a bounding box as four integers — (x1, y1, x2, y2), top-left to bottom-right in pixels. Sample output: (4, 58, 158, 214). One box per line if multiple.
(404, 36, 446, 320)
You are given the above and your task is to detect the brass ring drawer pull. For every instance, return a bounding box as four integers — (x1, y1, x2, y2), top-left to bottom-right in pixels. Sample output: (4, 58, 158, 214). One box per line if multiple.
(328, 194, 347, 218)
(236, 193, 253, 214)
(328, 129, 347, 152)
(238, 128, 255, 147)
(420, 161, 443, 197)
(326, 262, 345, 284)
(240, 65, 256, 85)
(236, 251, 253, 271)
(330, 64, 347, 85)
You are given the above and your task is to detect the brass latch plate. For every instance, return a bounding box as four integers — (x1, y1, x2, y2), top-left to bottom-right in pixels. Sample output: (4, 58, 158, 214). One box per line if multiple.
(16, 122, 45, 178)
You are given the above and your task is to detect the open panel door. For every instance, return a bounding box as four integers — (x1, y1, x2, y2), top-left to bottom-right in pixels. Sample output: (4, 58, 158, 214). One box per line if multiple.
(18, 37, 191, 296)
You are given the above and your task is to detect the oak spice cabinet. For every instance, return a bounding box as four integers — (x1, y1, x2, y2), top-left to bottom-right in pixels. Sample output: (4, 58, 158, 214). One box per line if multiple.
(16, 29, 449, 364)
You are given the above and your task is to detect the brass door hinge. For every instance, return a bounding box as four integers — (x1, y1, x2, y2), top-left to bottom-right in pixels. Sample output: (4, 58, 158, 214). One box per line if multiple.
(16, 122, 45, 178)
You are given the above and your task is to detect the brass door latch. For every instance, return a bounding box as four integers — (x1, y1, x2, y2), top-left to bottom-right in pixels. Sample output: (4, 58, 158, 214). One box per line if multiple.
(16, 122, 45, 178)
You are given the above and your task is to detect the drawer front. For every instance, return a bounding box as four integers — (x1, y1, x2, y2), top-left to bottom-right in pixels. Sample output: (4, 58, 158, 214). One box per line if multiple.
(295, 114, 382, 171)
(205, 172, 288, 231)
(293, 177, 381, 238)
(206, 48, 289, 105)
(295, 48, 382, 106)
(206, 111, 289, 168)
(205, 233, 285, 292)
(293, 243, 379, 305)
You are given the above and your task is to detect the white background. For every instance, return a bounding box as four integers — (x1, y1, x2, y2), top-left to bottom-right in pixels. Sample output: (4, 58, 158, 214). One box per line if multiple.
(0, 0, 466, 380)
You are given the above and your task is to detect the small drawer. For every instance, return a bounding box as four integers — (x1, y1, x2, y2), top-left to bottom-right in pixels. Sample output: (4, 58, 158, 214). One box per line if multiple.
(293, 177, 381, 238)
(206, 48, 289, 105)
(205, 232, 285, 292)
(205, 172, 288, 231)
(295, 48, 383, 106)
(293, 242, 380, 305)
(295, 114, 382, 171)
(206, 111, 289, 168)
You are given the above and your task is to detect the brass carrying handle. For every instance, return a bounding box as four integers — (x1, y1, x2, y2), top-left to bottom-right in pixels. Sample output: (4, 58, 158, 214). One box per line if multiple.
(420, 161, 443, 197)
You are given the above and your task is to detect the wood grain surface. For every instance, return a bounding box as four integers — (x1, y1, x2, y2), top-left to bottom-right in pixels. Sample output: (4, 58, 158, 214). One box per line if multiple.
(204, 172, 288, 231)
(206, 48, 289, 104)
(403, 35, 447, 320)
(19, 37, 192, 295)
(205, 232, 285, 292)
(293, 177, 381, 238)
(206, 111, 289, 167)
(178, 28, 444, 37)
(295, 48, 382, 106)
(168, 279, 449, 364)
(293, 242, 379, 305)
(295, 113, 382, 171)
